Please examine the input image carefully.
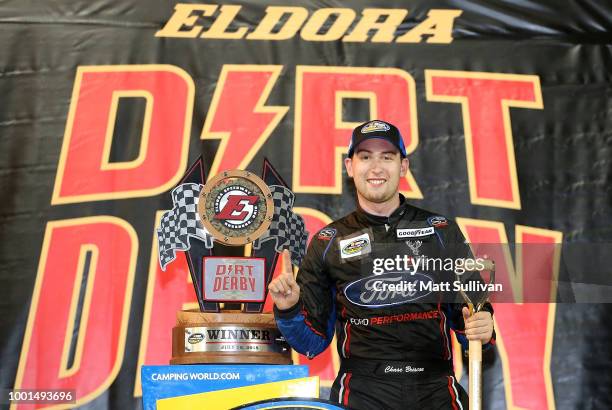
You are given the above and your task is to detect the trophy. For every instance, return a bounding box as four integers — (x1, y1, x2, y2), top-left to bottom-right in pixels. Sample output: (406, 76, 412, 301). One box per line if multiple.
(156, 158, 308, 365)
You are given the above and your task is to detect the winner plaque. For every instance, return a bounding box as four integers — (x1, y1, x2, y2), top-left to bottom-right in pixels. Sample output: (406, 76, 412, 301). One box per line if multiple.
(156, 159, 308, 365)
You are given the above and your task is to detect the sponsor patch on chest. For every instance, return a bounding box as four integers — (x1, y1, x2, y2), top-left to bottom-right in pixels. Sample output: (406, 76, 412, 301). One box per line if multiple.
(339, 233, 371, 259)
(344, 272, 433, 308)
(396, 227, 434, 239)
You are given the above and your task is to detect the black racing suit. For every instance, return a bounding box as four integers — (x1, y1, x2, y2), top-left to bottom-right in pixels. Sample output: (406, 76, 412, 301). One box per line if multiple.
(275, 198, 495, 410)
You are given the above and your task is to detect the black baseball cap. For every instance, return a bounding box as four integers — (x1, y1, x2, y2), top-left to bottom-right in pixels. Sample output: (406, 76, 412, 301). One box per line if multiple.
(347, 120, 407, 158)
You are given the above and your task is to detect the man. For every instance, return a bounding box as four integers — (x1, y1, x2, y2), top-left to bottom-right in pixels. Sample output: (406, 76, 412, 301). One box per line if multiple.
(269, 120, 495, 409)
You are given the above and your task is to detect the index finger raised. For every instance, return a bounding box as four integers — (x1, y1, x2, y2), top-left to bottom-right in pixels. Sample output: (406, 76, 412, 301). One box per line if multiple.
(281, 249, 294, 277)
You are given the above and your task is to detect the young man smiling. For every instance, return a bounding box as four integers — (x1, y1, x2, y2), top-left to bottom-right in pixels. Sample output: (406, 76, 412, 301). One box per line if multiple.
(269, 120, 495, 409)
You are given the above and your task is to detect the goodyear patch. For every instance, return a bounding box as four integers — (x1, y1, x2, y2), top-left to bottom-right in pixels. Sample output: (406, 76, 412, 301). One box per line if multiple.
(339, 233, 371, 259)
(361, 120, 390, 133)
(396, 227, 434, 239)
(317, 228, 336, 241)
(428, 216, 448, 228)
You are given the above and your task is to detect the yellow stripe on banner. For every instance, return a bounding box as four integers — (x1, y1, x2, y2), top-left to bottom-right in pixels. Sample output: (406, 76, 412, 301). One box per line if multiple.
(157, 376, 319, 410)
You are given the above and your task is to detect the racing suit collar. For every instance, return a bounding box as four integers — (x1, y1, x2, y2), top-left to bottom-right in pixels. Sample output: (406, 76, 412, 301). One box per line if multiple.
(355, 194, 415, 226)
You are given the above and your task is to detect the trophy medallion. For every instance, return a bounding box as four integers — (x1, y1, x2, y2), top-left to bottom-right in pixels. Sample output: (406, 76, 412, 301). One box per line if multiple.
(199, 170, 273, 246)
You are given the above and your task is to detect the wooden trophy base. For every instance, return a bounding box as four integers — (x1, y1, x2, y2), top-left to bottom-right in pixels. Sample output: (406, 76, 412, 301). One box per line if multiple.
(171, 310, 292, 365)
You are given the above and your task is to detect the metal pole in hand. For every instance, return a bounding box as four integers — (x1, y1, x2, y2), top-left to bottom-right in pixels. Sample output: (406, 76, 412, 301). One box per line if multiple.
(468, 303, 482, 410)
(460, 259, 494, 410)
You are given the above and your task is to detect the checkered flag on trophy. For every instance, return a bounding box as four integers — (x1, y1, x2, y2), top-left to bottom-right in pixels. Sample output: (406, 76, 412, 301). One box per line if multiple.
(156, 183, 214, 271)
(253, 185, 308, 265)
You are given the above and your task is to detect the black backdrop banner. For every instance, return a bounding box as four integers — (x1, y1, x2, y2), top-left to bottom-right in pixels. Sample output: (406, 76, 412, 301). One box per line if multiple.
(1, 1, 611, 409)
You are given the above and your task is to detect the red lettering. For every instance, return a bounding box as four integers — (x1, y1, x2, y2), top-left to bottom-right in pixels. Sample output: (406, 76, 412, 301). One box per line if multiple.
(53, 65, 194, 204)
(134, 212, 198, 396)
(426, 71, 543, 209)
(215, 265, 226, 276)
(213, 277, 222, 292)
(246, 265, 254, 276)
(14, 217, 137, 408)
(201, 65, 287, 177)
(235, 264, 244, 275)
(294, 66, 421, 198)
(215, 195, 258, 220)
(457, 218, 562, 409)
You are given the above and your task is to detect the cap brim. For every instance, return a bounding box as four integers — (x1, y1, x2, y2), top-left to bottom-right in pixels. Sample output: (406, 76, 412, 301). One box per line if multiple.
(349, 135, 406, 157)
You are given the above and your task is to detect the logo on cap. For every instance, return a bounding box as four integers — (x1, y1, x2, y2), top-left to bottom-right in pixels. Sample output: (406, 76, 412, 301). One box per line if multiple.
(362, 120, 390, 134)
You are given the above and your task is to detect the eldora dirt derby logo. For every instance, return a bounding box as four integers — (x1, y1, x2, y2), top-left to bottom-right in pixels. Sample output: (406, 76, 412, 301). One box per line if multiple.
(199, 170, 274, 245)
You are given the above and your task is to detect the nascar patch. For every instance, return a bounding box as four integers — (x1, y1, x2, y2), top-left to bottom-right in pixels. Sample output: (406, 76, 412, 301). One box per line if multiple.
(339, 233, 371, 259)
(317, 228, 336, 241)
(428, 216, 448, 228)
(396, 227, 434, 239)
